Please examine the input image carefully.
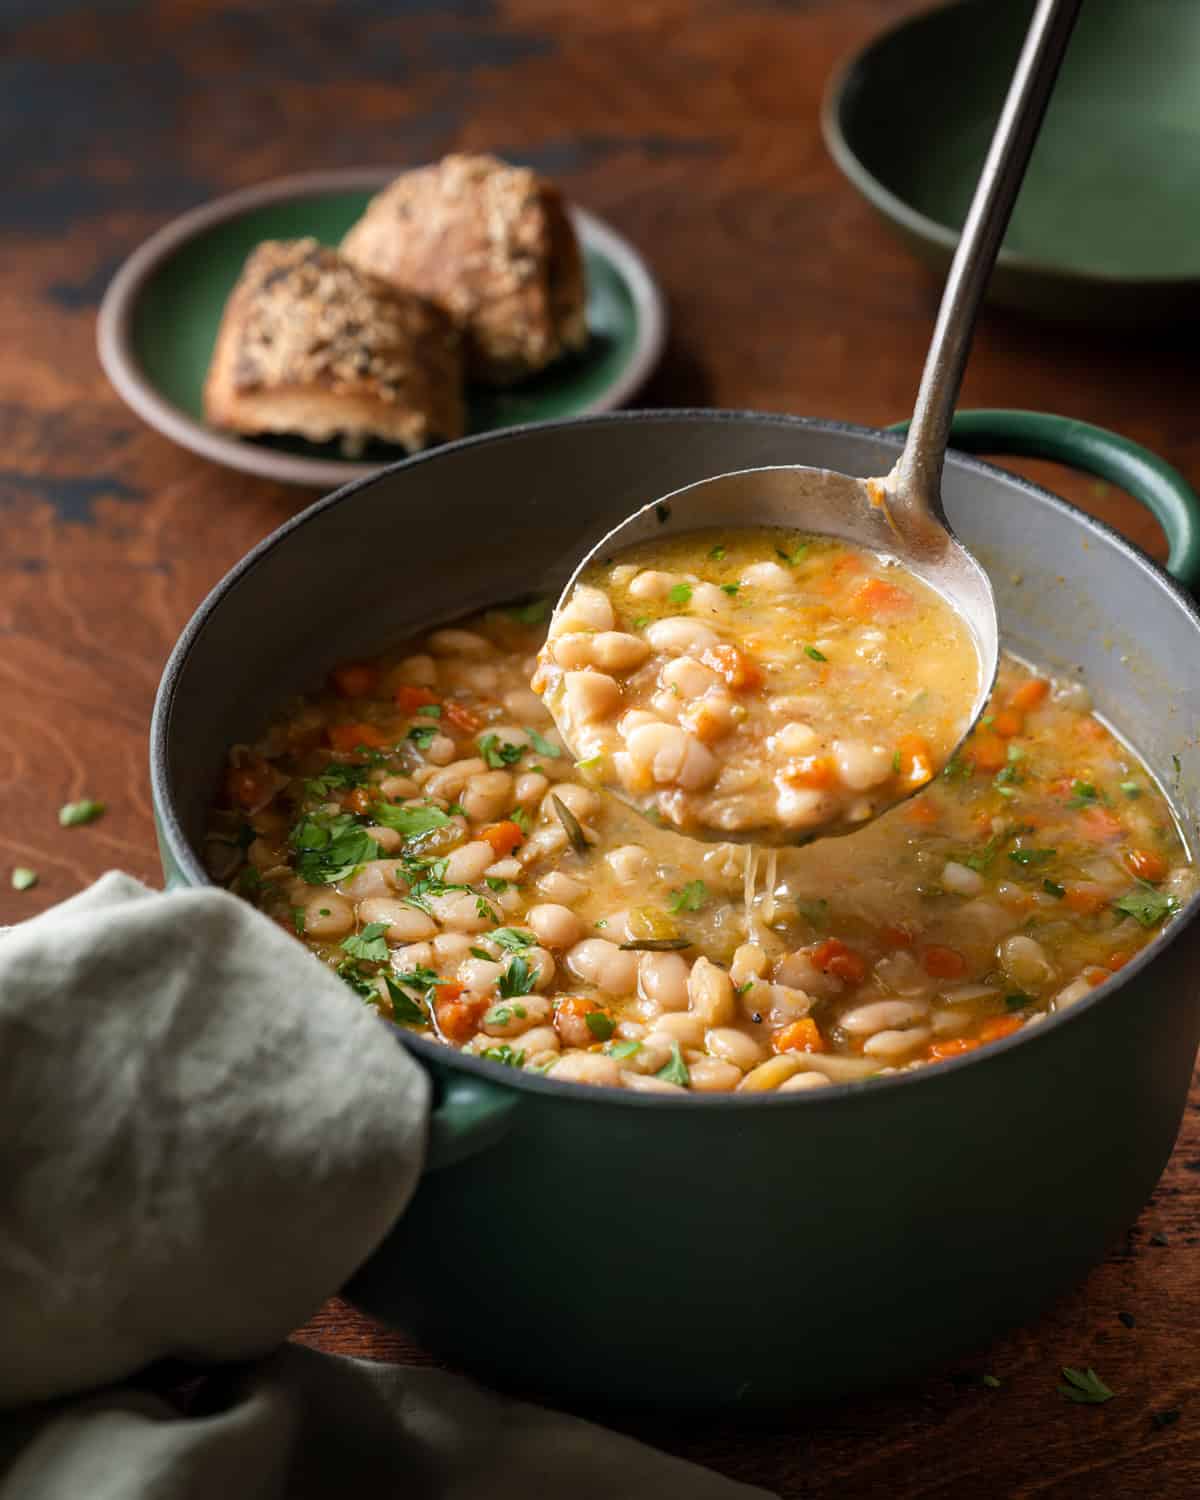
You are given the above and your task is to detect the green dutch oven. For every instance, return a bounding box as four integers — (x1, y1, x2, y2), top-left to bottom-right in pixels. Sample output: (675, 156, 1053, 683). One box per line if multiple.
(151, 409, 1200, 1408)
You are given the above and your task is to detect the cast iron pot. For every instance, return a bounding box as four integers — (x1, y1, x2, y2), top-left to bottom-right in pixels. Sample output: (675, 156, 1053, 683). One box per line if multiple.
(152, 410, 1200, 1409)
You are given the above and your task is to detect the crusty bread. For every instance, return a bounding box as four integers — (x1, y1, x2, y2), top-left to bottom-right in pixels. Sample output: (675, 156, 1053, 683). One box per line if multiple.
(341, 154, 588, 386)
(204, 238, 464, 456)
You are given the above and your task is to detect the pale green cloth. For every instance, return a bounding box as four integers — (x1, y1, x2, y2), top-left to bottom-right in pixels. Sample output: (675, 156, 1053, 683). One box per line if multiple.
(0, 874, 771, 1499)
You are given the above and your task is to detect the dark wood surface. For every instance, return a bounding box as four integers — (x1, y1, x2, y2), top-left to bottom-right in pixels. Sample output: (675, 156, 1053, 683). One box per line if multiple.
(2, 2, 1198, 1493)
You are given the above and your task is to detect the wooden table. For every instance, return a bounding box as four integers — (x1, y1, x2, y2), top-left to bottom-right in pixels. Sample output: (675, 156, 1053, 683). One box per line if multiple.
(3, 1, 1198, 1493)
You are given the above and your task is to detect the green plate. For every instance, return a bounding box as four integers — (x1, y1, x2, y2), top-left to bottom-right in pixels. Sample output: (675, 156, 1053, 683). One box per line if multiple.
(823, 0, 1200, 326)
(98, 168, 665, 487)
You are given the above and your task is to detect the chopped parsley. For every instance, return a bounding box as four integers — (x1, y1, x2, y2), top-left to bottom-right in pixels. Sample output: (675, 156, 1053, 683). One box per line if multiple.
(290, 811, 381, 885)
(943, 754, 971, 781)
(1043, 878, 1066, 898)
(483, 876, 509, 893)
(1115, 882, 1176, 928)
(383, 974, 430, 1025)
(498, 954, 534, 998)
(58, 799, 105, 827)
(656, 1041, 690, 1087)
(291, 907, 306, 934)
(416, 703, 441, 717)
(892, 750, 902, 774)
(11, 867, 37, 891)
(341, 921, 390, 963)
(668, 582, 693, 607)
(667, 879, 707, 913)
(804, 645, 828, 662)
(480, 1044, 525, 1068)
(510, 806, 532, 834)
(776, 544, 808, 566)
(1120, 780, 1142, 799)
(708, 545, 726, 560)
(1068, 781, 1100, 807)
(965, 835, 1002, 872)
(606, 1038, 642, 1060)
(1057, 1367, 1114, 1405)
(1008, 847, 1057, 867)
(475, 895, 500, 924)
(632, 615, 650, 630)
(720, 582, 741, 596)
(371, 802, 450, 841)
(303, 762, 368, 799)
(468, 946, 493, 960)
(507, 597, 551, 625)
(479, 733, 525, 769)
(526, 728, 563, 759)
(337, 959, 377, 999)
(1005, 992, 1033, 1012)
(483, 1001, 527, 1027)
(490, 927, 536, 951)
(585, 1011, 616, 1041)
(407, 723, 439, 750)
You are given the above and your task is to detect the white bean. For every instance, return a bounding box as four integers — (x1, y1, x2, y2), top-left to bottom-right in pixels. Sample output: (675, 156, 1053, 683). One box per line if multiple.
(522, 946, 556, 991)
(687, 1057, 743, 1092)
(379, 774, 419, 802)
(623, 721, 718, 790)
(863, 1026, 931, 1059)
(942, 860, 985, 896)
(730, 943, 768, 986)
(774, 721, 820, 756)
(527, 903, 584, 949)
(397, 654, 437, 685)
(638, 951, 691, 1012)
(432, 932, 472, 964)
(536, 870, 588, 903)
(486, 858, 522, 880)
(644, 617, 719, 655)
(606, 844, 652, 883)
(563, 670, 621, 723)
(428, 628, 493, 657)
(559, 584, 615, 632)
(503, 688, 545, 720)
(648, 1013, 707, 1047)
(461, 770, 513, 823)
(565, 938, 638, 995)
(627, 569, 678, 601)
(302, 892, 354, 938)
(661, 656, 718, 699)
(482, 994, 552, 1037)
(548, 1053, 622, 1087)
(391, 942, 434, 971)
(443, 840, 496, 885)
(515, 771, 550, 806)
(623, 1072, 685, 1094)
(839, 998, 928, 1035)
(833, 739, 893, 791)
(427, 890, 492, 933)
(1054, 976, 1093, 1009)
(591, 632, 651, 673)
(548, 782, 600, 820)
(339, 859, 401, 900)
(423, 733, 459, 766)
(552, 633, 598, 669)
(741, 560, 792, 591)
(773, 782, 835, 830)
(460, 957, 506, 993)
(998, 934, 1056, 988)
(688, 956, 735, 1025)
(356, 899, 436, 943)
(518, 1026, 560, 1056)
(778, 1071, 834, 1092)
(705, 1027, 768, 1071)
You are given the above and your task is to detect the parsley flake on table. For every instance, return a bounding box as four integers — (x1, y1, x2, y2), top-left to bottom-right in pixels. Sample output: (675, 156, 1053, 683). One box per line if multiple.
(479, 733, 525, 769)
(290, 811, 381, 885)
(667, 879, 707, 913)
(656, 1041, 690, 1087)
(11, 867, 38, 891)
(341, 922, 390, 963)
(1115, 882, 1176, 928)
(668, 582, 693, 607)
(370, 802, 450, 841)
(59, 799, 105, 828)
(1057, 1367, 1114, 1405)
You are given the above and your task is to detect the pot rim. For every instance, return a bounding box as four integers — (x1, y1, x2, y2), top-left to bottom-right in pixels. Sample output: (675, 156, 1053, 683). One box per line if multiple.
(151, 406, 1200, 1109)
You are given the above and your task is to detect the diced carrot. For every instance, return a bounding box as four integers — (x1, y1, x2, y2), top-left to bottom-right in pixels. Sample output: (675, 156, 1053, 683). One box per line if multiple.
(773, 1018, 826, 1054)
(1126, 848, 1167, 883)
(396, 684, 440, 714)
(1064, 884, 1109, 915)
(881, 924, 914, 948)
(905, 798, 940, 827)
(979, 1015, 1023, 1044)
(479, 820, 524, 857)
(1107, 950, 1133, 971)
(331, 662, 379, 698)
(1085, 966, 1109, 988)
(327, 722, 391, 752)
(1007, 677, 1050, 712)
(971, 735, 1008, 772)
(782, 754, 836, 789)
(928, 1038, 981, 1061)
(344, 786, 372, 816)
(701, 644, 764, 693)
(896, 733, 934, 787)
(1077, 805, 1124, 843)
(435, 992, 486, 1043)
(847, 577, 915, 620)
(225, 766, 272, 809)
(444, 701, 482, 735)
(811, 938, 867, 984)
(923, 944, 966, 980)
(991, 710, 1024, 739)
(1077, 717, 1108, 742)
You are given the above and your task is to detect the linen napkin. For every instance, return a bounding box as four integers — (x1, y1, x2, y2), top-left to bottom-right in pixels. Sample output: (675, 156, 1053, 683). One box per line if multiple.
(0, 873, 772, 1499)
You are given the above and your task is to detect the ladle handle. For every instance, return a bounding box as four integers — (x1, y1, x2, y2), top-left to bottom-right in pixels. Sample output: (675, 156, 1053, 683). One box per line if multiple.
(890, 0, 1083, 528)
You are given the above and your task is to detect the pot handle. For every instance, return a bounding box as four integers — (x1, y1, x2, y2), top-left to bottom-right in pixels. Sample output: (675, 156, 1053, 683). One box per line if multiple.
(887, 408, 1200, 590)
(424, 1070, 518, 1172)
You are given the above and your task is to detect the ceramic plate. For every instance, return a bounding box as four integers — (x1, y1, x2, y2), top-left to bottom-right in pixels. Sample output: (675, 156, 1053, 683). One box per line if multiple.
(98, 168, 667, 487)
(823, 0, 1200, 327)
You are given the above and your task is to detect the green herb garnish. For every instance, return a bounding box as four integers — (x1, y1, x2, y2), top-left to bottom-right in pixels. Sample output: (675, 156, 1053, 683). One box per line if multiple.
(483, 1001, 527, 1027)
(59, 799, 105, 827)
(371, 802, 450, 841)
(1068, 781, 1099, 807)
(303, 762, 368, 799)
(479, 733, 525, 769)
(965, 835, 1002, 872)
(585, 1011, 616, 1041)
(606, 1039, 642, 1060)
(776, 544, 808, 566)
(804, 645, 827, 662)
(337, 960, 377, 999)
(721, 582, 740, 596)
(11, 867, 37, 891)
(475, 896, 500, 924)
(668, 582, 693, 606)
(341, 921, 390, 963)
(383, 974, 430, 1025)
(484, 876, 509, 893)
(1119, 780, 1142, 799)
(291, 907, 306, 934)
(507, 598, 551, 625)
(469, 946, 492, 960)
(526, 728, 563, 759)
(708, 545, 726, 560)
(982, 1374, 1002, 1390)
(1043, 878, 1066, 898)
(290, 811, 381, 885)
(1005, 993, 1033, 1012)
(490, 927, 536, 952)
(480, 1044, 525, 1068)
(1057, 1367, 1114, 1405)
(498, 954, 534, 998)
(1008, 847, 1057, 867)
(892, 750, 902, 774)
(407, 723, 439, 750)
(1114, 882, 1176, 928)
(510, 806, 532, 833)
(656, 1041, 690, 1087)
(667, 879, 707, 913)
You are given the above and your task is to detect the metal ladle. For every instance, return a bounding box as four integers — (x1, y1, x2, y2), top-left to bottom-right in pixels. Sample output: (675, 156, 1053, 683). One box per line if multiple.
(545, 0, 1083, 844)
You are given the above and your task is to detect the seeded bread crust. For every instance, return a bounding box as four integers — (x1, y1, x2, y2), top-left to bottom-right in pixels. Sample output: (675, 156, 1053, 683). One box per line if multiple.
(204, 238, 464, 456)
(341, 154, 588, 386)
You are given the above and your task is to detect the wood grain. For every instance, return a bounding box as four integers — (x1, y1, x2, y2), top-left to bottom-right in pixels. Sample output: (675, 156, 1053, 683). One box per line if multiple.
(1, 2, 1197, 1493)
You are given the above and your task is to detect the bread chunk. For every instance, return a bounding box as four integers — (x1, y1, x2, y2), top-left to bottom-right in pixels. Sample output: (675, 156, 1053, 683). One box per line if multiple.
(204, 238, 464, 456)
(341, 154, 587, 386)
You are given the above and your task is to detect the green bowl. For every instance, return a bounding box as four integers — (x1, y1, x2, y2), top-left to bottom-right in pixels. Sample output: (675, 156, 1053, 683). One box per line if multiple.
(823, 0, 1200, 326)
(98, 168, 666, 488)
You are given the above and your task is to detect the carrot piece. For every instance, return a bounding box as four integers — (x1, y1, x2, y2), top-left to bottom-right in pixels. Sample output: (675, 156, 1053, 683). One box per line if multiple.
(979, 1015, 1023, 1044)
(479, 820, 524, 857)
(330, 661, 379, 698)
(701, 644, 764, 693)
(782, 754, 836, 789)
(327, 722, 391, 752)
(226, 766, 272, 809)
(443, 701, 482, 735)
(881, 924, 915, 948)
(396, 684, 440, 714)
(991, 710, 1024, 738)
(1007, 677, 1050, 712)
(1077, 805, 1124, 843)
(971, 734, 1008, 772)
(923, 944, 967, 980)
(436, 992, 486, 1043)
(1064, 884, 1109, 915)
(811, 938, 867, 984)
(905, 798, 940, 827)
(1107, 950, 1133, 971)
(344, 786, 372, 816)
(847, 577, 915, 619)
(928, 1038, 981, 1061)
(1126, 848, 1167, 883)
(773, 1018, 826, 1054)
(896, 733, 934, 787)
